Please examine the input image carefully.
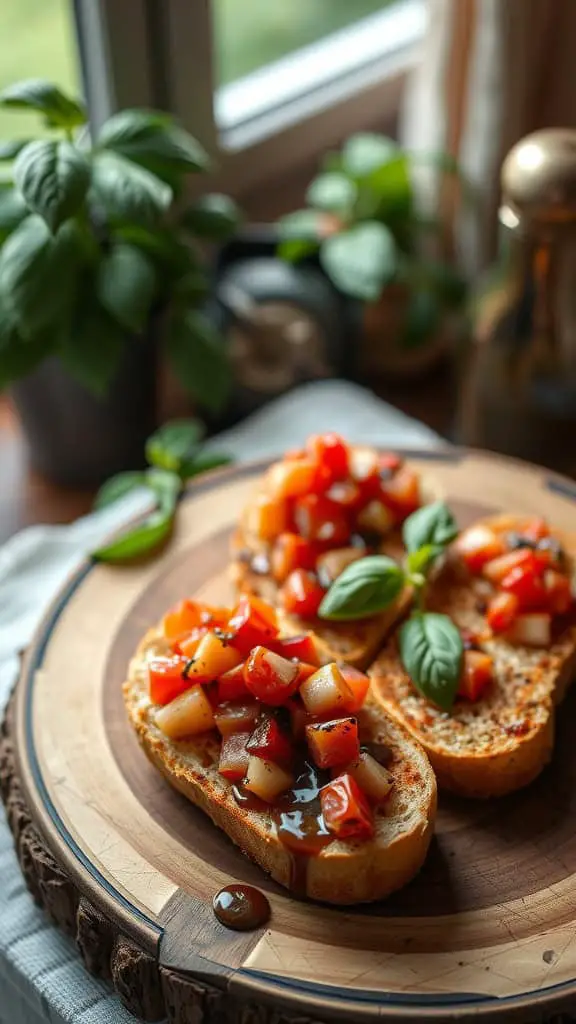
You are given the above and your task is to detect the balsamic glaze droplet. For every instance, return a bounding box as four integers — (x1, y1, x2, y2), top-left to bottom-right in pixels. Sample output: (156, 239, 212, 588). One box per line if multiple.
(213, 884, 271, 931)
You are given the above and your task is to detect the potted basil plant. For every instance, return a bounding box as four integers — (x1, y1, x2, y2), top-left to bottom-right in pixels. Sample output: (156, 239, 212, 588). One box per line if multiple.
(277, 132, 469, 377)
(0, 79, 241, 486)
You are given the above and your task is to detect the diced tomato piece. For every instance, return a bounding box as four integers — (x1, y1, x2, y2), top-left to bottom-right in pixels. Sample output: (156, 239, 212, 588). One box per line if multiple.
(349, 447, 381, 503)
(246, 493, 288, 542)
(267, 458, 319, 500)
(218, 663, 249, 702)
(456, 525, 507, 574)
(270, 533, 317, 583)
(218, 731, 251, 781)
(458, 650, 494, 701)
(522, 517, 550, 542)
(227, 595, 279, 655)
(325, 480, 362, 510)
(544, 569, 573, 614)
(243, 646, 301, 705)
(199, 605, 231, 629)
(300, 664, 354, 717)
(246, 715, 293, 766)
(162, 599, 204, 641)
(177, 626, 209, 659)
(483, 548, 536, 584)
(486, 591, 519, 634)
(500, 562, 547, 611)
(287, 699, 308, 741)
(357, 500, 395, 534)
(306, 433, 349, 485)
(316, 546, 363, 586)
(340, 665, 370, 712)
(280, 569, 325, 619)
(270, 633, 320, 665)
(306, 717, 360, 769)
(296, 661, 318, 684)
(320, 773, 374, 840)
(148, 655, 190, 706)
(213, 701, 261, 736)
(293, 493, 351, 545)
(379, 467, 420, 519)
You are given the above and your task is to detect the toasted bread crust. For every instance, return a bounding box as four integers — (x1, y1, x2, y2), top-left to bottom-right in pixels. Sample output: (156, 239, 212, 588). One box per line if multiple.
(124, 628, 437, 904)
(370, 516, 576, 798)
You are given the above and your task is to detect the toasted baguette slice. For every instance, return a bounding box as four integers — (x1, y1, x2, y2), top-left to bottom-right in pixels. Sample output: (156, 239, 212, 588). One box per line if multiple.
(370, 516, 576, 798)
(124, 628, 437, 905)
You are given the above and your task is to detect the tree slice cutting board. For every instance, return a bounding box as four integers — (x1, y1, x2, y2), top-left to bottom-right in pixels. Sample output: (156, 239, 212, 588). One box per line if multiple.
(5, 447, 576, 1024)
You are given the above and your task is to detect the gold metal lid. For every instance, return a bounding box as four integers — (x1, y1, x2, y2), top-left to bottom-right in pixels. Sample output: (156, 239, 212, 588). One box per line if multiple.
(499, 128, 576, 235)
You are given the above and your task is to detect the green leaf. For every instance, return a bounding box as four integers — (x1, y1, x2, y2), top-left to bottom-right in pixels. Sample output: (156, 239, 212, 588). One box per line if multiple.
(403, 501, 458, 555)
(0, 215, 84, 338)
(14, 140, 90, 233)
(114, 224, 193, 277)
(145, 418, 206, 474)
(277, 209, 323, 262)
(320, 221, 397, 302)
(58, 298, 126, 397)
(181, 193, 241, 241)
(399, 612, 463, 711)
(96, 242, 157, 333)
(367, 154, 412, 223)
(98, 109, 210, 182)
(401, 288, 441, 350)
(94, 471, 148, 510)
(168, 311, 231, 413)
(0, 186, 28, 241)
(406, 544, 444, 576)
(92, 467, 181, 563)
(0, 79, 86, 129)
(91, 152, 172, 227)
(319, 555, 405, 621)
(0, 140, 31, 161)
(306, 172, 357, 213)
(342, 133, 400, 179)
(181, 452, 232, 479)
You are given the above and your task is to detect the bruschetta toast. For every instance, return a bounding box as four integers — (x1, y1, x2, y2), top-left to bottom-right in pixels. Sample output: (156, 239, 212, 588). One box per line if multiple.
(124, 594, 437, 904)
(370, 515, 576, 798)
(232, 434, 437, 669)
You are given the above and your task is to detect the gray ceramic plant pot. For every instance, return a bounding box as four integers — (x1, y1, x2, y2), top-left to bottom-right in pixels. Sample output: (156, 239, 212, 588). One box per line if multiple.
(11, 334, 158, 488)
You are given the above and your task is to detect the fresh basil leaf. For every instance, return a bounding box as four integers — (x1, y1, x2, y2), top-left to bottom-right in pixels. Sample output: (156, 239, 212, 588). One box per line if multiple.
(145, 467, 181, 510)
(305, 172, 357, 213)
(181, 452, 232, 479)
(319, 555, 404, 621)
(403, 501, 458, 555)
(14, 141, 90, 233)
(91, 152, 172, 227)
(145, 418, 206, 474)
(277, 209, 323, 262)
(400, 612, 463, 711)
(0, 79, 86, 129)
(368, 154, 412, 223)
(96, 242, 157, 333)
(94, 471, 148, 510)
(92, 468, 180, 562)
(0, 186, 28, 242)
(406, 543, 444, 575)
(97, 109, 209, 182)
(320, 221, 397, 302)
(181, 193, 241, 240)
(58, 297, 126, 397)
(342, 133, 400, 179)
(0, 140, 31, 161)
(168, 311, 231, 413)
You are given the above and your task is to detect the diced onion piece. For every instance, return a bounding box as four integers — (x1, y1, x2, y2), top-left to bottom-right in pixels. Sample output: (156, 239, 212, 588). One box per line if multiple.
(243, 755, 293, 802)
(214, 702, 261, 737)
(156, 686, 215, 739)
(506, 612, 551, 647)
(300, 664, 354, 717)
(357, 500, 395, 535)
(316, 546, 364, 585)
(346, 751, 393, 804)
(266, 459, 318, 499)
(246, 493, 288, 542)
(218, 732, 251, 782)
(185, 631, 242, 684)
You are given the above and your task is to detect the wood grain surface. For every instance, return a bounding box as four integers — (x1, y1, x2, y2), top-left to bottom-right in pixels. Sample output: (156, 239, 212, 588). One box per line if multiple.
(5, 450, 576, 1023)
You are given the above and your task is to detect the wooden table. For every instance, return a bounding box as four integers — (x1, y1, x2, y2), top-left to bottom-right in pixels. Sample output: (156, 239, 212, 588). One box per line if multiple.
(0, 366, 455, 545)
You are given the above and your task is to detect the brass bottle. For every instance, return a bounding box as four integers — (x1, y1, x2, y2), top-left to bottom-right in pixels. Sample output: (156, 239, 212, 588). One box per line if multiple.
(458, 129, 576, 474)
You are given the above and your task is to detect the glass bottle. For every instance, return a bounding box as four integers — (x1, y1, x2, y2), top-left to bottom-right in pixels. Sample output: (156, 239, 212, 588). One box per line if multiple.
(457, 129, 576, 475)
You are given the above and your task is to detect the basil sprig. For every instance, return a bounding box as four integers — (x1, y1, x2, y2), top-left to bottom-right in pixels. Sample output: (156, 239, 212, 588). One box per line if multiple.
(91, 417, 231, 563)
(319, 500, 463, 710)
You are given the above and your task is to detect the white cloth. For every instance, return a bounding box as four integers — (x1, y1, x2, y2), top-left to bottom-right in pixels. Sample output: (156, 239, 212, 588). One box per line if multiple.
(0, 380, 440, 1024)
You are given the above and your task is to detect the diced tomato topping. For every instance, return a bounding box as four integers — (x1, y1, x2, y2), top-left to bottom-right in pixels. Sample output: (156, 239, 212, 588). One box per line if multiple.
(243, 646, 301, 705)
(177, 626, 209, 659)
(180, 630, 242, 685)
(306, 717, 360, 769)
(270, 533, 317, 583)
(522, 517, 550, 542)
(214, 701, 261, 736)
(306, 433, 349, 485)
(293, 493, 351, 545)
(379, 467, 420, 519)
(217, 663, 249, 702)
(227, 595, 279, 655)
(246, 493, 288, 542)
(287, 699, 308, 741)
(267, 458, 319, 500)
(279, 569, 325, 619)
(296, 661, 318, 684)
(348, 448, 381, 503)
(544, 569, 573, 614)
(456, 525, 507, 574)
(486, 591, 519, 634)
(218, 732, 250, 781)
(325, 480, 362, 510)
(246, 715, 293, 766)
(458, 650, 494, 701)
(162, 599, 204, 642)
(340, 665, 371, 712)
(320, 773, 374, 840)
(500, 560, 547, 611)
(483, 548, 537, 584)
(270, 633, 320, 665)
(149, 655, 190, 706)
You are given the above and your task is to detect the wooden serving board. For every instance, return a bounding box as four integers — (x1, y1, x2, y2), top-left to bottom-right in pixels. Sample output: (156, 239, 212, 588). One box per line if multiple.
(5, 447, 576, 1024)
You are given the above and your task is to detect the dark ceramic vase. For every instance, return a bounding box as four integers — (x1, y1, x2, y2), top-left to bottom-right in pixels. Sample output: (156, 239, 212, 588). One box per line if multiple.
(11, 333, 158, 488)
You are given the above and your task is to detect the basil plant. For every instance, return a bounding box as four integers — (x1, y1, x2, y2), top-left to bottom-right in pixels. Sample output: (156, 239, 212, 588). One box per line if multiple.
(0, 79, 241, 410)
